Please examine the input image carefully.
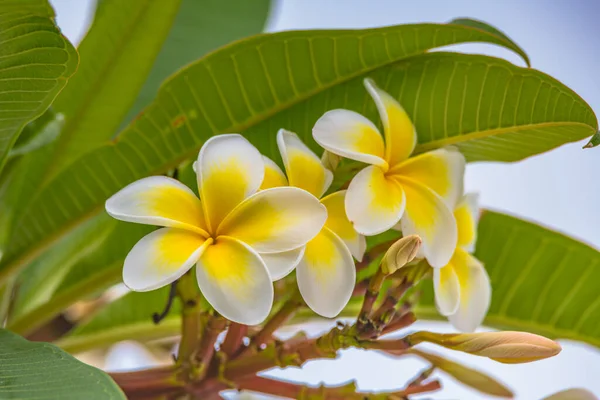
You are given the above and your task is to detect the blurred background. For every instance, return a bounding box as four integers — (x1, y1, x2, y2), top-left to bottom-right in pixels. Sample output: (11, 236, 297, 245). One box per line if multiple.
(49, 0, 600, 398)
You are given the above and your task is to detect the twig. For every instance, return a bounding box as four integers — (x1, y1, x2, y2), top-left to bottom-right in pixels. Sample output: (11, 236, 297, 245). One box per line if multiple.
(220, 322, 248, 358)
(407, 365, 435, 387)
(380, 311, 416, 336)
(355, 269, 386, 332)
(152, 281, 178, 324)
(195, 313, 227, 381)
(230, 376, 441, 399)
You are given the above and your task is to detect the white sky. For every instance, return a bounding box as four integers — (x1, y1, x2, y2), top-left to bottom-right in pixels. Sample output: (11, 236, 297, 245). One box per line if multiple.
(51, 0, 600, 398)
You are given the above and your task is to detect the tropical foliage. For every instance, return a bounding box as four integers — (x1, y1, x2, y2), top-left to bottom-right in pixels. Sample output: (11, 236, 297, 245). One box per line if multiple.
(0, 1, 597, 399)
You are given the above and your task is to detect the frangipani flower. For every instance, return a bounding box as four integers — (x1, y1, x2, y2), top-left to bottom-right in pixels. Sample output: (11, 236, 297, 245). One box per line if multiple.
(105, 134, 327, 325)
(313, 78, 465, 267)
(260, 129, 366, 317)
(434, 194, 491, 332)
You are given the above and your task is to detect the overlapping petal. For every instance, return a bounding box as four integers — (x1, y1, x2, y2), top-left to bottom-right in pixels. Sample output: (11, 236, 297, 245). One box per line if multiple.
(260, 156, 288, 189)
(296, 228, 355, 318)
(346, 165, 406, 236)
(447, 249, 491, 332)
(105, 176, 207, 235)
(260, 247, 305, 281)
(390, 147, 465, 208)
(197, 134, 264, 231)
(123, 228, 211, 292)
(398, 178, 457, 268)
(433, 264, 460, 316)
(455, 193, 480, 252)
(364, 78, 416, 167)
(321, 190, 366, 261)
(277, 129, 333, 197)
(217, 187, 327, 253)
(196, 236, 273, 325)
(312, 109, 387, 167)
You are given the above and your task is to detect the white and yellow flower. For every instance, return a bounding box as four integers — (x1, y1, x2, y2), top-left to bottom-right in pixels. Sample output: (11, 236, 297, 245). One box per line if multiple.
(260, 129, 365, 318)
(312, 78, 465, 267)
(105, 134, 327, 325)
(433, 194, 491, 332)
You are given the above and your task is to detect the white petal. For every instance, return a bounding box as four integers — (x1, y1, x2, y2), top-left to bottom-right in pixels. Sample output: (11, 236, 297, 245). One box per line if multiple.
(391, 147, 465, 209)
(260, 247, 305, 281)
(217, 187, 327, 253)
(123, 228, 210, 292)
(296, 228, 356, 318)
(399, 178, 457, 268)
(260, 155, 288, 189)
(433, 264, 460, 316)
(364, 78, 417, 167)
(312, 109, 387, 167)
(448, 251, 491, 332)
(345, 165, 406, 235)
(277, 129, 333, 197)
(454, 193, 480, 252)
(196, 236, 273, 325)
(105, 176, 207, 235)
(321, 190, 366, 261)
(197, 134, 264, 231)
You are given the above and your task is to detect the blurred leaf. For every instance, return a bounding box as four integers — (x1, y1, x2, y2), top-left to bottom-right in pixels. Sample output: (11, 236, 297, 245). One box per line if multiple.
(57, 288, 182, 354)
(407, 348, 513, 398)
(7, 220, 151, 336)
(416, 211, 600, 347)
(0, 329, 125, 399)
(7, 112, 64, 159)
(542, 389, 597, 400)
(6, 21, 591, 285)
(0, 1, 77, 175)
(449, 17, 530, 66)
(122, 0, 272, 127)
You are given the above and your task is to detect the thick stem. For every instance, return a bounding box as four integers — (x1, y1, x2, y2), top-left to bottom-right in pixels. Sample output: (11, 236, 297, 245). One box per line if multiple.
(110, 366, 182, 399)
(176, 270, 202, 374)
(195, 314, 227, 381)
(220, 322, 248, 358)
(355, 270, 386, 331)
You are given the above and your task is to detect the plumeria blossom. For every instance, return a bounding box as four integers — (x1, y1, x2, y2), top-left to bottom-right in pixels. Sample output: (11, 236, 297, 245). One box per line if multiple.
(260, 129, 366, 318)
(433, 194, 491, 332)
(105, 134, 327, 325)
(313, 78, 465, 267)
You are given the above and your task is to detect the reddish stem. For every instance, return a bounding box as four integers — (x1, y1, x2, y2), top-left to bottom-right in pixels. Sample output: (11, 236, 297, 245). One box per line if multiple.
(220, 322, 248, 358)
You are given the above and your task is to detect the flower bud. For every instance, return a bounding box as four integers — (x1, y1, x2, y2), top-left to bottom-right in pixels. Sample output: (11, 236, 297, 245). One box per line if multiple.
(409, 331, 561, 364)
(380, 235, 422, 275)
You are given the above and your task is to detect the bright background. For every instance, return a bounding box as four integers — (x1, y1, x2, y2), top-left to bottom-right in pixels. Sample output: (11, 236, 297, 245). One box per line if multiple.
(50, 0, 600, 398)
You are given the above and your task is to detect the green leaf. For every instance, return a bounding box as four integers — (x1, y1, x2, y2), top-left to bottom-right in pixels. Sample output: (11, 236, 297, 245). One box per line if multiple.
(449, 17, 530, 66)
(416, 211, 600, 347)
(7, 220, 150, 336)
(583, 130, 600, 148)
(57, 288, 182, 354)
(122, 0, 272, 127)
(0, 1, 77, 175)
(0, 329, 125, 399)
(7, 111, 63, 159)
(48, 0, 184, 175)
(3, 21, 577, 284)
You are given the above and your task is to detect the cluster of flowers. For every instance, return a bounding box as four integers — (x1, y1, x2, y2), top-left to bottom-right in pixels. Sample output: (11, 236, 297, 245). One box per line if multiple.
(105, 78, 491, 331)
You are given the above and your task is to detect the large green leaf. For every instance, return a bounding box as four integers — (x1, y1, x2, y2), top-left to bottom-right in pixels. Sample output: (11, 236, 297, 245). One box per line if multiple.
(0, 329, 125, 399)
(416, 211, 600, 347)
(0, 1, 77, 175)
(122, 0, 272, 127)
(7, 220, 150, 336)
(0, 21, 566, 283)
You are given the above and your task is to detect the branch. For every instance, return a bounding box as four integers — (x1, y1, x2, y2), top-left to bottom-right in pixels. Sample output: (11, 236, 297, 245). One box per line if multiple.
(234, 376, 442, 399)
(195, 313, 227, 381)
(220, 322, 248, 358)
(175, 270, 202, 376)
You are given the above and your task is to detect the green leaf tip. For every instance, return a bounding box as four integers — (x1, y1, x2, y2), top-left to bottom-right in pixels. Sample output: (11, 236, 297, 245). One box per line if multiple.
(583, 131, 600, 149)
(449, 17, 531, 67)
